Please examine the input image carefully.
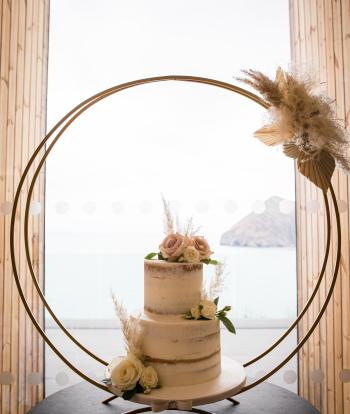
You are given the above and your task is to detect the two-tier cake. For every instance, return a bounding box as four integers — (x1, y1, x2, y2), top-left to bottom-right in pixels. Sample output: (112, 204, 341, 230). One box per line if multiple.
(140, 259, 221, 387)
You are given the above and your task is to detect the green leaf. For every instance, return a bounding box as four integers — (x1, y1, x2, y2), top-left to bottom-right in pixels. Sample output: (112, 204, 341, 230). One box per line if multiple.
(208, 259, 219, 265)
(135, 383, 144, 393)
(145, 252, 158, 260)
(183, 311, 193, 319)
(217, 310, 227, 317)
(158, 252, 165, 260)
(201, 258, 219, 265)
(217, 314, 236, 334)
(201, 259, 219, 265)
(122, 387, 138, 400)
(101, 378, 112, 385)
(198, 304, 203, 311)
(221, 305, 231, 312)
(214, 297, 219, 306)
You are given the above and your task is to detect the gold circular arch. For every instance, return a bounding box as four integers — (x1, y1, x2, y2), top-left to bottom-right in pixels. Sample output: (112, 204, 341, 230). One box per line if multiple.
(9, 75, 341, 396)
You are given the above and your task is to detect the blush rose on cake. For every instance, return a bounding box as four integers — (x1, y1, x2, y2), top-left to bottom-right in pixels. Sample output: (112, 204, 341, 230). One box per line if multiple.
(146, 233, 217, 265)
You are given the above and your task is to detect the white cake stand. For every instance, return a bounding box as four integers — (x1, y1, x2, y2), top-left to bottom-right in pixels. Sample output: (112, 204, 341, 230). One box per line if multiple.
(104, 356, 246, 413)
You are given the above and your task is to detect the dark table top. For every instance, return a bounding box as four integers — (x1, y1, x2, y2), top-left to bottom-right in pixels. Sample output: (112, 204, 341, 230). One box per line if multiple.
(28, 381, 320, 414)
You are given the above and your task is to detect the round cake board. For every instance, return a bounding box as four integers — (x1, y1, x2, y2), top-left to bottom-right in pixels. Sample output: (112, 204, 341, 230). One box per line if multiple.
(107, 356, 246, 412)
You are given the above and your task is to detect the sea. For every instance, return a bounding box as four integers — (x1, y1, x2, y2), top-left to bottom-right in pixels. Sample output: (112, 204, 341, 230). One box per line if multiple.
(45, 245, 296, 323)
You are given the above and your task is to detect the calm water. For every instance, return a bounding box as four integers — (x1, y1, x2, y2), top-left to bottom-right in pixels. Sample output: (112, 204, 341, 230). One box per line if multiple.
(45, 245, 296, 321)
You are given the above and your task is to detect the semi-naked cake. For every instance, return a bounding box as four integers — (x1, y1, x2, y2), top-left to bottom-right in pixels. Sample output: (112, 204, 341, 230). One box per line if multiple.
(139, 259, 221, 387)
(108, 223, 235, 398)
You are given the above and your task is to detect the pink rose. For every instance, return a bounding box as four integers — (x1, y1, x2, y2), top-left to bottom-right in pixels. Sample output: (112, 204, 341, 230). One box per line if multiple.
(191, 236, 212, 260)
(159, 233, 189, 260)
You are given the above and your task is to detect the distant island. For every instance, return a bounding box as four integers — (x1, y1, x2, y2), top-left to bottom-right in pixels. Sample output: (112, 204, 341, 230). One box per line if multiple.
(220, 196, 296, 247)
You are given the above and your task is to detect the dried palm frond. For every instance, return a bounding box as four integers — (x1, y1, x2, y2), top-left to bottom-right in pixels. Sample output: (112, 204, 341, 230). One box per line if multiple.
(111, 291, 143, 356)
(237, 68, 350, 191)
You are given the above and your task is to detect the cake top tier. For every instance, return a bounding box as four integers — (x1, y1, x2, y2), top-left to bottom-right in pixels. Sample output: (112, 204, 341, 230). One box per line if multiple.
(144, 259, 203, 315)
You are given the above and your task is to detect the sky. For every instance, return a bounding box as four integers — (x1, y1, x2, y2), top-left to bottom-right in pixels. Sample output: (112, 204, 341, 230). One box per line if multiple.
(45, 0, 293, 254)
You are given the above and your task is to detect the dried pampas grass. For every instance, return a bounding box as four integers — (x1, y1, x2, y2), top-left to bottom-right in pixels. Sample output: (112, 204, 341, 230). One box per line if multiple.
(202, 261, 227, 300)
(237, 68, 350, 191)
(111, 292, 143, 357)
(162, 195, 200, 236)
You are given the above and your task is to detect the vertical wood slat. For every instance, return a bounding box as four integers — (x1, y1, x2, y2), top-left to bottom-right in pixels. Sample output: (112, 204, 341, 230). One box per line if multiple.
(303, 1, 316, 406)
(331, 3, 345, 414)
(315, 1, 329, 412)
(8, 1, 20, 414)
(14, 2, 27, 412)
(309, 2, 321, 409)
(34, 0, 47, 405)
(291, 1, 350, 413)
(26, 0, 39, 409)
(298, 0, 311, 403)
(20, 0, 35, 410)
(340, 1, 350, 412)
(1, 1, 13, 413)
(39, 0, 49, 403)
(0, 1, 49, 413)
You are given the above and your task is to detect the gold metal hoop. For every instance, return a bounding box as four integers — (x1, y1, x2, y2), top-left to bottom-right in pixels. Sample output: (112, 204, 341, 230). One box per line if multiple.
(10, 75, 340, 395)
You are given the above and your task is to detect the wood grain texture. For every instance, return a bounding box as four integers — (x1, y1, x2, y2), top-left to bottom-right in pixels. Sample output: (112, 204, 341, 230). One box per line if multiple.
(290, 0, 350, 413)
(0, 1, 49, 413)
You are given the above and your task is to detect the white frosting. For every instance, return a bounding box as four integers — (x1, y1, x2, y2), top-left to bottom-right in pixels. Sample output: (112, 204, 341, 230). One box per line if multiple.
(140, 313, 220, 361)
(147, 352, 221, 387)
(138, 312, 221, 387)
(144, 260, 203, 314)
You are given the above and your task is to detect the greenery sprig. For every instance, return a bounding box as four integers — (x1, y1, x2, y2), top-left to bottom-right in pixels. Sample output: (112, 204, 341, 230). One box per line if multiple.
(183, 297, 236, 334)
(145, 251, 218, 265)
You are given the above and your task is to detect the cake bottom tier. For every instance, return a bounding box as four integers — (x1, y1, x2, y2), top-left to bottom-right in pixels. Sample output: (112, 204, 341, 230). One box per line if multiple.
(137, 312, 221, 387)
(146, 352, 221, 387)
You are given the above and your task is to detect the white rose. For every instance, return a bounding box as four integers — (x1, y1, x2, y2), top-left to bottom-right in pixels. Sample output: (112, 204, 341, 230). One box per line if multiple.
(190, 304, 201, 319)
(139, 366, 158, 393)
(110, 353, 144, 391)
(200, 300, 217, 320)
(183, 246, 200, 263)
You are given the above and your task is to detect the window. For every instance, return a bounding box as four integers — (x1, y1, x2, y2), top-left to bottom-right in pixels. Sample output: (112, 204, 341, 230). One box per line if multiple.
(45, 0, 296, 396)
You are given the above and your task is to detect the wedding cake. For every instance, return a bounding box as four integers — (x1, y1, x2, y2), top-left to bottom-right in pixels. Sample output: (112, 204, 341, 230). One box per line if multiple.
(107, 202, 235, 399)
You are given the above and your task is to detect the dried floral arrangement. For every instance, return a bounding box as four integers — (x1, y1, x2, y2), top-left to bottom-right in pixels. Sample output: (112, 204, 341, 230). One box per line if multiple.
(183, 262, 236, 334)
(145, 197, 218, 265)
(238, 68, 349, 191)
(103, 293, 160, 400)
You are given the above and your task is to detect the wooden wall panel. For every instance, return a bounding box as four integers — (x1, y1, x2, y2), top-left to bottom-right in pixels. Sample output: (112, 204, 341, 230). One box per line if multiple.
(290, 1, 350, 413)
(0, 1, 49, 413)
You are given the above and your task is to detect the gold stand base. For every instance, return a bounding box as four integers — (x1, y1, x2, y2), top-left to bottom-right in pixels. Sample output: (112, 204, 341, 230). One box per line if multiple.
(102, 396, 240, 411)
(227, 397, 240, 405)
(102, 394, 119, 404)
